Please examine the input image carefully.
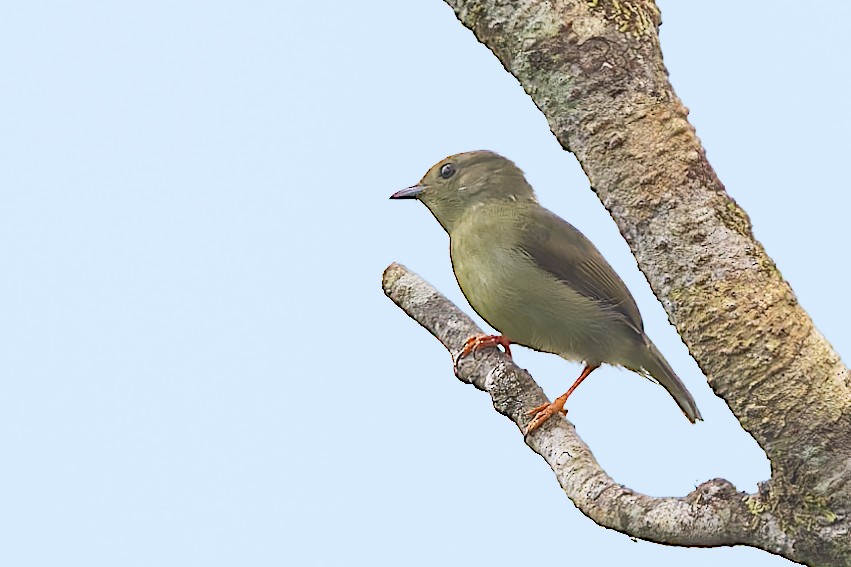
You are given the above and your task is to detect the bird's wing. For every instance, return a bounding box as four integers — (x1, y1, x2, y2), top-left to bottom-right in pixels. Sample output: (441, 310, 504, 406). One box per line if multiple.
(517, 207, 644, 332)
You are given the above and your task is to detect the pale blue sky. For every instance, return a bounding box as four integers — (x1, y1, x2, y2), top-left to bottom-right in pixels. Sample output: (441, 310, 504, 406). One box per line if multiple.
(1, 2, 848, 566)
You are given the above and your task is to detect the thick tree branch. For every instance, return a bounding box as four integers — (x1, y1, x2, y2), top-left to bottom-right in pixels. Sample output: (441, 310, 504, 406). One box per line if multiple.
(422, 1, 851, 564)
(383, 262, 787, 553)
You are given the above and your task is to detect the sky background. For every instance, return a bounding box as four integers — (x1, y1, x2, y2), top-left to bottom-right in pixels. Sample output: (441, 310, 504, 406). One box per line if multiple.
(1, 2, 849, 566)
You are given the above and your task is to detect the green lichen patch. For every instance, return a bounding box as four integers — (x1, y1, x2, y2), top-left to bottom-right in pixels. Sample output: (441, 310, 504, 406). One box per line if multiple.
(587, 0, 660, 41)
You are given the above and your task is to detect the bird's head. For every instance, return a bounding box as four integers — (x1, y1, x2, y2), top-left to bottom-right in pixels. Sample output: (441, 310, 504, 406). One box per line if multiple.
(390, 150, 536, 233)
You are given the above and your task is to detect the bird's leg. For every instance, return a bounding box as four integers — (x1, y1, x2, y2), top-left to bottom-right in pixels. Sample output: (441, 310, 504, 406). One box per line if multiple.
(453, 334, 513, 371)
(525, 364, 600, 434)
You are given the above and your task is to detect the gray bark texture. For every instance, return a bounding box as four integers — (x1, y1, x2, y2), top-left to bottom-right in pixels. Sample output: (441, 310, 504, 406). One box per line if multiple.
(383, 1, 851, 565)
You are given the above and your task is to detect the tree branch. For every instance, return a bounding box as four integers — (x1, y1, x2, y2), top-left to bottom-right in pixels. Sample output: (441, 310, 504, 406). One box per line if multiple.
(386, 0, 851, 563)
(425, 1, 851, 564)
(383, 262, 786, 553)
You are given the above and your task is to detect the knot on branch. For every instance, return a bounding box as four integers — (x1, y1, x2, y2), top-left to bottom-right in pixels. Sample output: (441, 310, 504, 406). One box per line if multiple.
(686, 478, 742, 506)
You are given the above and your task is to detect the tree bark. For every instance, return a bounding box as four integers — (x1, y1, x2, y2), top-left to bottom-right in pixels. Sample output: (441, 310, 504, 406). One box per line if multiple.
(383, 1, 851, 565)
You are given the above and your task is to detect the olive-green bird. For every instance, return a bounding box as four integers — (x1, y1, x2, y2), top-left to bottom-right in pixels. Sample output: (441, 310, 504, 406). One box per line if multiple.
(390, 150, 702, 433)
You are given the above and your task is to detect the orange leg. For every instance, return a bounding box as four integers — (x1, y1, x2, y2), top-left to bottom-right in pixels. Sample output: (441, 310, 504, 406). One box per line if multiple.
(525, 364, 600, 434)
(453, 334, 513, 371)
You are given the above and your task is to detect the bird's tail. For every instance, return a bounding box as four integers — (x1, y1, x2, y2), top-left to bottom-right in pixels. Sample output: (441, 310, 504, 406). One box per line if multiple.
(636, 338, 702, 423)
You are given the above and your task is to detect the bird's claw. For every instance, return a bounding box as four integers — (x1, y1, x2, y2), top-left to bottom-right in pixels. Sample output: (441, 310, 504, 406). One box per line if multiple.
(525, 400, 567, 434)
(452, 334, 512, 373)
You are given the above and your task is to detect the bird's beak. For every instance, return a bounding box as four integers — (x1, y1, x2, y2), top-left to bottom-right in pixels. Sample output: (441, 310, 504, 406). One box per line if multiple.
(389, 185, 424, 200)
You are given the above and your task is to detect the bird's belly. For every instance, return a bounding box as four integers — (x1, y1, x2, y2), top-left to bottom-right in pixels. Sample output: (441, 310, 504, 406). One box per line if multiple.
(452, 246, 617, 364)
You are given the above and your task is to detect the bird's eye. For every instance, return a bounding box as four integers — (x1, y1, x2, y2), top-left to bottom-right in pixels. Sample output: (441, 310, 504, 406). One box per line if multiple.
(439, 163, 456, 179)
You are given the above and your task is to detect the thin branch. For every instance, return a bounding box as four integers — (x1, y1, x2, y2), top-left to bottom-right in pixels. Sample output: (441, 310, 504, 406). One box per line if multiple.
(383, 262, 786, 553)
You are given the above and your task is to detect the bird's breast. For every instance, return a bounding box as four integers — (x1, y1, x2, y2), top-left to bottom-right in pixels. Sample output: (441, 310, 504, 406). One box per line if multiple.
(450, 230, 625, 364)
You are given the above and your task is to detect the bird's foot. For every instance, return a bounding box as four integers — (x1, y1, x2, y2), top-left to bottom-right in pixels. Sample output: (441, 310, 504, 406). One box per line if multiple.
(452, 334, 512, 372)
(525, 395, 568, 434)
(524, 365, 598, 434)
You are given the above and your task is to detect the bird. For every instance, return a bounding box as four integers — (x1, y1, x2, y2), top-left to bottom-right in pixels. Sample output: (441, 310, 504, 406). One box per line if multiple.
(390, 150, 702, 433)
